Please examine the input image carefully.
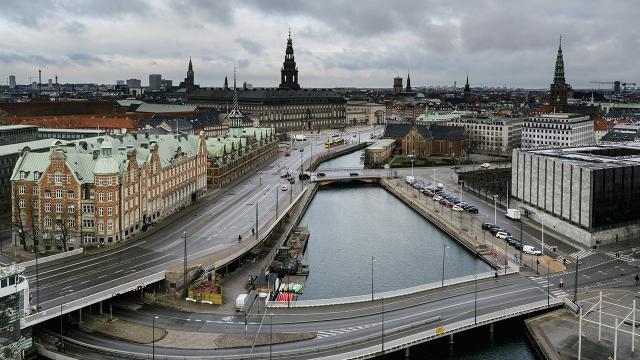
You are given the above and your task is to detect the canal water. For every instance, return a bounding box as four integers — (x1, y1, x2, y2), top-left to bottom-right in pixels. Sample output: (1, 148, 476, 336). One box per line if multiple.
(316, 149, 364, 170)
(300, 150, 538, 359)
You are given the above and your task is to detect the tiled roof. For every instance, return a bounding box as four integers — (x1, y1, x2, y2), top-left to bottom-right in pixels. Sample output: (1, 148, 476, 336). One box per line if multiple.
(600, 131, 637, 142)
(383, 123, 465, 141)
(4, 115, 137, 130)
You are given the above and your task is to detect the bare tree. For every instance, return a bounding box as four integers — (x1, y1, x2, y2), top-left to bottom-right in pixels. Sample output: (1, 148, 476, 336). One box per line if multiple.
(55, 209, 77, 252)
(11, 201, 37, 252)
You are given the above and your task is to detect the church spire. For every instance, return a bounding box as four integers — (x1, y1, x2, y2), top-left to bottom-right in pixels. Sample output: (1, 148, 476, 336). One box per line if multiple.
(279, 29, 301, 90)
(553, 35, 565, 85)
(188, 57, 193, 72)
(228, 66, 243, 134)
(405, 71, 412, 92)
(224, 76, 228, 90)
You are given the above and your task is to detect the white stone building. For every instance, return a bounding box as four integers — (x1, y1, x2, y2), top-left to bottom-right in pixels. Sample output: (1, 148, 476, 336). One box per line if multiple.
(345, 101, 386, 125)
(521, 113, 594, 149)
(447, 115, 523, 156)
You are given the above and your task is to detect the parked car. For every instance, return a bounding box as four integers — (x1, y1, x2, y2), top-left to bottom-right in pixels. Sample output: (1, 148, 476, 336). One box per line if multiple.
(495, 231, 509, 239)
(349, 172, 359, 176)
(523, 245, 542, 256)
(316, 172, 326, 177)
(482, 223, 495, 230)
(433, 196, 442, 201)
(450, 165, 460, 169)
(281, 184, 288, 191)
(480, 163, 491, 169)
(452, 205, 464, 212)
(489, 227, 504, 235)
(280, 173, 290, 178)
(465, 207, 479, 214)
(289, 178, 296, 184)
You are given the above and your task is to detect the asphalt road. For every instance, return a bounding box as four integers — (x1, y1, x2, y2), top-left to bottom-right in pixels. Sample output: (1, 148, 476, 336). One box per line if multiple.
(24, 125, 382, 315)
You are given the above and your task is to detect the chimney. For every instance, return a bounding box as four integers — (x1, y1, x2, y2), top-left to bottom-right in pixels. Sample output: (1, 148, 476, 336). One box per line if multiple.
(97, 137, 104, 144)
(141, 142, 149, 149)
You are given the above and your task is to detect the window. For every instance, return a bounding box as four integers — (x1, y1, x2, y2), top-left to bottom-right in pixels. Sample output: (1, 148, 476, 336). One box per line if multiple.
(44, 203, 51, 212)
(67, 190, 75, 199)
(83, 219, 95, 228)
(44, 189, 51, 198)
(68, 204, 75, 213)
(54, 174, 62, 183)
(107, 207, 112, 216)
(98, 221, 104, 231)
(56, 203, 63, 213)
(20, 171, 25, 180)
(107, 220, 113, 232)
(45, 217, 52, 227)
(107, 193, 113, 201)
(34, 172, 40, 180)
(56, 189, 63, 198)
(18, 185, 25, 195)
(89, 189, 95, 200)
(98, 193, 104, 201)
(68, 218, 75, 228)
(82, 204, 95, 213)
(33, 185, 39, 195)
(18, 199, 25, 208)
(98, 207, 104, 216)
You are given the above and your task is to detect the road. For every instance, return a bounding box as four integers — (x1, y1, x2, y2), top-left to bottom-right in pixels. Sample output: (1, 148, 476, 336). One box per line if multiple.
(23, 125, 382, 315)
(46, 274, 556, 359)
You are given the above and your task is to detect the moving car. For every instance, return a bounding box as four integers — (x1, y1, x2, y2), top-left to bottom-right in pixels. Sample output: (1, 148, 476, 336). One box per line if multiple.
(289, 178, 295, 184)
(495, 231, 509, 239)
(482, 223, 495, 230)
(349, 172, 359, 176)
(480, 163, 491, 169)
(316, 172, 326, 177)
(523, 245, 542, 256)
(280, 173, 290, 178)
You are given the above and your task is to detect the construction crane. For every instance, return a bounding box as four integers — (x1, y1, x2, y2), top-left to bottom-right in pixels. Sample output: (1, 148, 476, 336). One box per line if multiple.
(590, 81, 637, 92)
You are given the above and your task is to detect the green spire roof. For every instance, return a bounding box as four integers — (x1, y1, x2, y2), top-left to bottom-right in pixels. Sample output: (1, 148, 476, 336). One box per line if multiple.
(553, 36, 565, 85)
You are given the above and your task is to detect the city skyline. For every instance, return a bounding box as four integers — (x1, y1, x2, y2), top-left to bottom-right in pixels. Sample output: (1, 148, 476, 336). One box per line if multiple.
(0, 1, 638, 89)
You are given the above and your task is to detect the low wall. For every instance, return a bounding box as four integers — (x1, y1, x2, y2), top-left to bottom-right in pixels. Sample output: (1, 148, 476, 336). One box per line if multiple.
(20, 248, 83, 268)
(308, 142, 370, 171)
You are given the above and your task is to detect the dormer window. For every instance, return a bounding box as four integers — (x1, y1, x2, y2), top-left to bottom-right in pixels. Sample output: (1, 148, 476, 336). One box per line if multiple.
(20, 171, 25, 180)
(34, 171, 41, 180)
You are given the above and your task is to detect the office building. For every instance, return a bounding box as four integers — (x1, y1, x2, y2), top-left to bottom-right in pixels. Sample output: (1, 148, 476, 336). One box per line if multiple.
(9, 75, 16, 89)
(149, 74, 162, 91)
(521, 113, 593, 149)
(447, 115, 524, 156)
(512, 144, 640, 247)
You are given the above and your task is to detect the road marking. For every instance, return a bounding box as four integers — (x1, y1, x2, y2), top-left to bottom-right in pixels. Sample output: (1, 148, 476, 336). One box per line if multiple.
(569, 250, 595, 259)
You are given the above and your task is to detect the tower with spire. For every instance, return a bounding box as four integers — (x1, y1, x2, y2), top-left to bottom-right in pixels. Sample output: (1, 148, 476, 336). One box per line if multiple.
(228, 66, 245, 137)
(279, 29, 301, 90)
(224, 76, 229, 90)
(464, 75, 471, 103)
(405, 71, 412, 92)
(550, 36, 570, 111)
(183, 57, 195, 93)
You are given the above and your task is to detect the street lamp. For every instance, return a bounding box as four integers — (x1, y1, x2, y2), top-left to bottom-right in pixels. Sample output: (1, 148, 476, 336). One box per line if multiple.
(59, 302, 70, 353)
(409, 154, 415, 178)
(541, 214, 545, 256)
(371, 256, 376, 301)
(441, 244, 449, 287)
(474, 270, 478, 324)
(183, 231, 188, 300)
(493, 194, 499, 224)
(152, 314, 158, 359)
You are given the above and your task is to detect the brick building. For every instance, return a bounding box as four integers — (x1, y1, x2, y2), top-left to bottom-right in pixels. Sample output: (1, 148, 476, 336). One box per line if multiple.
(383, 123, 466, 157)
(11, 132, 207, 251)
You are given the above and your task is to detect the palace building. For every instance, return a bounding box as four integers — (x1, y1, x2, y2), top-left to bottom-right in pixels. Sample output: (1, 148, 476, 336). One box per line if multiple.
(185, 31, 346, 131)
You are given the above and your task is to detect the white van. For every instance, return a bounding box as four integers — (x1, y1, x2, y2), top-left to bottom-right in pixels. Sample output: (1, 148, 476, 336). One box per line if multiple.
(235, 294, 248, 311)
(523, 245, 542, 256)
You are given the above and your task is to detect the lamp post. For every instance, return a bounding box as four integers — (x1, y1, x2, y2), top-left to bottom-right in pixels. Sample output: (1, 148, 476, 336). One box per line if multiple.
(493, 194, 499, 225)
(183, 231, 188, 300)
(441, 244, 449, 286)
(409, 155, 415, 178)
(381, 296, 385, 352)
(275, 185, 279, 219)
(152, 314, 158, 359)
(541, 214, 545, 256)
(371, 256, 376, 301)
(59, 302, 70, 353)
(269, 312, 273, 360)
(474, 271, 478, 324)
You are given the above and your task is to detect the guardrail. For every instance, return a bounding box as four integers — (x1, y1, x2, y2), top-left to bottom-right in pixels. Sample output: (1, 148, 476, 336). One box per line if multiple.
(20, 248, 84, 268)
(212, 187, 309, 270)
(267, 268, 519, 308)
(317, 298, 564, 360)
(21, 271, 165, 329)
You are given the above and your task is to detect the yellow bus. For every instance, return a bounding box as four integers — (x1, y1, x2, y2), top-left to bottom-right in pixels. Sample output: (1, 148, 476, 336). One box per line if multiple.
(323, 138, 345, 149)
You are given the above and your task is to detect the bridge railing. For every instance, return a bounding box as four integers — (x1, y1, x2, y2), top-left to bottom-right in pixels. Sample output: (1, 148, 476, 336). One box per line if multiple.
(267, 268, 519, 308)
(21, 271, 165, 329)
(318, 297, 563, 360)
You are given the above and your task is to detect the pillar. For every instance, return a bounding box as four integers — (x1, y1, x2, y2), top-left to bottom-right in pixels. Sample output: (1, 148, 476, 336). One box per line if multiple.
(490, 323, 494, 333)
(404, 347, 410, 359)
(99, 301, 103, 315)
(449, 334, 454, 344)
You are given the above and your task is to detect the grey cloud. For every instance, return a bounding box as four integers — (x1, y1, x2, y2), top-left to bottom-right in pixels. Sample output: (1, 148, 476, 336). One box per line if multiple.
(67, 53, 104, 66)
(0, 53, 64, 66)
(237, 38, 264, 55)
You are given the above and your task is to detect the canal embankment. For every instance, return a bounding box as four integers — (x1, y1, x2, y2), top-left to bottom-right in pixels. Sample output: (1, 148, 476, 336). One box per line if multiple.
(379, 178, 515, 271)
(308, 142, 369, 171)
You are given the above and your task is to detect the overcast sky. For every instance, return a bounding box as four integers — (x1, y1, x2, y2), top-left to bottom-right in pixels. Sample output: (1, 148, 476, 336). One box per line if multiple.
(0, 1, 638, 89)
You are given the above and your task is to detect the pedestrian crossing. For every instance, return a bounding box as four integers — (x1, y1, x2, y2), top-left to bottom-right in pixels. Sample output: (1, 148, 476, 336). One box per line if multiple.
(569, 249, 595, 260)
(605, 249, 639, 263)
(528, 276, 570, 299)
(316, 323, 379, 339)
